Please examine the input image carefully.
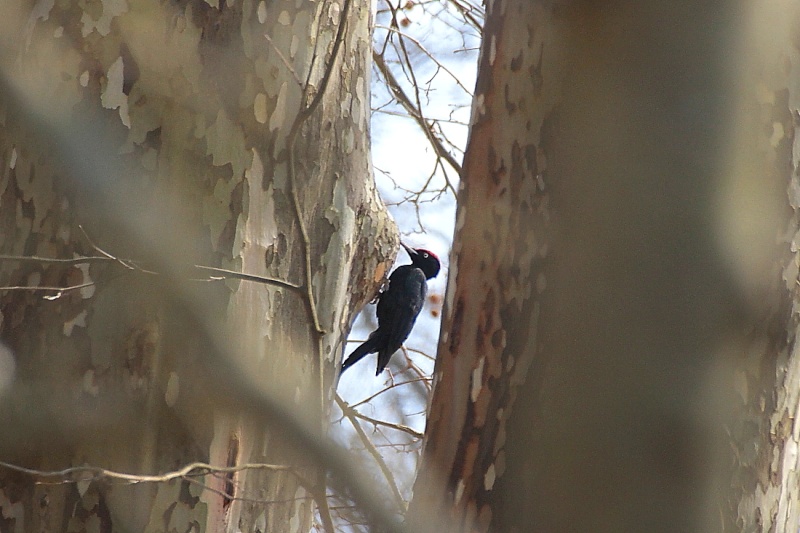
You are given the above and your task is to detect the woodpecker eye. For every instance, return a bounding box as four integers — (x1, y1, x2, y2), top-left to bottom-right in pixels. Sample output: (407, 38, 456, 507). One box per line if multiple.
(422, 253, 428, 258)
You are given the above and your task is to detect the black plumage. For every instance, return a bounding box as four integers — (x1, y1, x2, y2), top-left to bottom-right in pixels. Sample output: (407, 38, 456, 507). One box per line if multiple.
(341, 243, 441, 376)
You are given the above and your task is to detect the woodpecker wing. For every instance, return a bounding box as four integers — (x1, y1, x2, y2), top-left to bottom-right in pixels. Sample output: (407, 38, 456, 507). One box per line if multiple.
(340, 264, 430, 376)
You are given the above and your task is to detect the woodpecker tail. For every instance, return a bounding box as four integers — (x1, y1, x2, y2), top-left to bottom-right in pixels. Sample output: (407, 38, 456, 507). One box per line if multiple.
(340, 335, 381, 374)
(375, 348, 395, 376)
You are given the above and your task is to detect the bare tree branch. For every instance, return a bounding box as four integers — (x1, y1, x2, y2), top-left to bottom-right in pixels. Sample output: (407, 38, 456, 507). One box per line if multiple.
(373, 51, 462, 184)
(335, 394, 407, 513)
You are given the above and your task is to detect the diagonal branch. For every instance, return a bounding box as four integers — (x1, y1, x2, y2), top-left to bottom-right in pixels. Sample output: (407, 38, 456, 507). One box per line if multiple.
(373, 51, 462, 182)
(344, 407, 424, 440)
(335, 394, 407, 513)
(0, 254, 304, 296)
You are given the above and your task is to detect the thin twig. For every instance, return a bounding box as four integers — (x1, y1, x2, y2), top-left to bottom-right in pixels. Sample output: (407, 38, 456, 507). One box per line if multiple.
(0, 249, 304, 294)
(314, 474, 337, 533)
(377, 0, 397, 58)
(180, 475, 314, 506)
(374, 24, 473, 96)
(0, 282, 95, 298)
(193, 264, 303, 294)
(263, 33, 305, 87)
(0, 458, 327, 509)
(78, 224, 148, 272)
(349, 376, 432, 409)
(447, 0, 484, 32)
(372, 108, 469, 126)
(335, 395, 407, 513)
(373, 51, 462, 183)
(0, 460, 292, 484)
(344, 406, 424, 439)
(0, 254, 112, 265)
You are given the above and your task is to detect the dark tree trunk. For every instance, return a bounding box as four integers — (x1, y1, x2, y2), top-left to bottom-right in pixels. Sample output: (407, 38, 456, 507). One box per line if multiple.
(410, 1, 793, 532)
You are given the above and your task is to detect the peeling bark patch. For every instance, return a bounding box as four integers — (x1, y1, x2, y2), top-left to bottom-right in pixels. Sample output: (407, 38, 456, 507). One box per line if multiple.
(193, 1, 240, 46)
(165, 371, 179, 407)
(491, 328, 506, 349)
(161, 480, 205, 531)
(290, 485, 309, 532)
(0, 488, 23, 532)
(471, 93, 486, 125)
(63, 484, 114, 532)
(100, 56, 131, 128)
(524, 142, 538, 185)
(477, 287, 498, 353)
(205, 109, 249, 179)
(270, 82, 288, 132)
(0, 345, 15, 395)
(471, 358, 485, 403)
(124, 321, 160, 393)
(80, 0, 128, 37)
(265, 232, 288, 270)
(193, 1, 247, 112)
(254, 92, 268, 123)
(509, 49, 523, 72)
(222, 434, 239, 511)
(257, 1, 267, 23)
(504, 84, 517, 114)
(143, 127, 162, 152)
(373, 261, 388, 284)
(454, 479, 466, 506)
(449, 299, 464, 353)
(64, 309, 88, 336)
(483, 464, 496, 491)
(119, 43, 139, 95)
(488, 146, 502, 185)
(530, 43, 544, 97)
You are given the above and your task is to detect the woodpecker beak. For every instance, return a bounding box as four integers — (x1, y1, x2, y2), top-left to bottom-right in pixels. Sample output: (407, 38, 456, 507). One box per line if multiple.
(400, 242, 416, 257)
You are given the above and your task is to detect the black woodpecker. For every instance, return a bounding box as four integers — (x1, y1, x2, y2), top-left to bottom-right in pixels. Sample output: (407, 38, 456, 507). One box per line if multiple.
(341, 243, 441, 376)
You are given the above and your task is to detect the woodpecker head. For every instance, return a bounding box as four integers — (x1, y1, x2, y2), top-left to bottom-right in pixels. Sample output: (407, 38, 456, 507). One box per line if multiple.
(401, 243, 441, 279)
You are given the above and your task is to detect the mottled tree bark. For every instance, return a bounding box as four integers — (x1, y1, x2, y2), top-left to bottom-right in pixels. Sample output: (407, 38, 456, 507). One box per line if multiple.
(724, 2, 800, 531)
(410, 1, 795, 532)
(0, 1, 393, 532)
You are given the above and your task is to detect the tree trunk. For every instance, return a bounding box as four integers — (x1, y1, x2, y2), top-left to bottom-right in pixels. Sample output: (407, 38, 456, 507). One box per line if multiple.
(410, 1, 793, 532)
(0, 1, 392, 532)
(724, 1, 800, 530)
